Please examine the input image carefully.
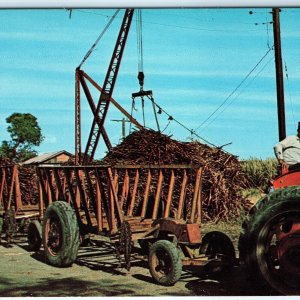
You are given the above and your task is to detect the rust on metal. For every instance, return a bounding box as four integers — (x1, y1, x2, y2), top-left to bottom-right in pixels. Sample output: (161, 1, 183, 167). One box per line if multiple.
(196, 174, 202, 224)
(38, 181, 44, 218)
(153, 218, 201, 243)
(95, 172, 103, 232)
(76, 67, 144, 164)
(177, 169, 187, 220)
(128, 169, 139, 216)
(141, 169, 152, 218)
(0, 164, 203, 240)
(83, 9, 135, 163)
(181, 258, 209, 266)
(120, 169, 129, 209)
(0, 165, 22, 212)
(74, 169, 92, 227)
(186, 223, 201, 243)
(38, 165, 201, 236)
(81, 70, 143, 131)
(191, 167, 202, 223)
(164, 169, 175, 218)
(152, 169, 164, 219)
(75, 69, 81, 165)
(78, 70, 112, 151)
(53, 168, 65, 202)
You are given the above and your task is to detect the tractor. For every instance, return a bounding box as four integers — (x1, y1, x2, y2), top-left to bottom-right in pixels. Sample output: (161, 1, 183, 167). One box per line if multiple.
(239, 164, 300, 294)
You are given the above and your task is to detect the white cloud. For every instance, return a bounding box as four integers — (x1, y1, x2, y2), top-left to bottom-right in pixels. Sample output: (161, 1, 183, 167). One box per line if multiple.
(44, 135, 57, 144)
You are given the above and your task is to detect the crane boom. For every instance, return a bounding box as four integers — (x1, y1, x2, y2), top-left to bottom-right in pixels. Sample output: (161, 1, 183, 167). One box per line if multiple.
(83, 9, 134, 164)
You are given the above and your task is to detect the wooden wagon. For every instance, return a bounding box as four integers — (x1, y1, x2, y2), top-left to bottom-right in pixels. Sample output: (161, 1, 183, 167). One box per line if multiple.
(0, 164, 235, 285)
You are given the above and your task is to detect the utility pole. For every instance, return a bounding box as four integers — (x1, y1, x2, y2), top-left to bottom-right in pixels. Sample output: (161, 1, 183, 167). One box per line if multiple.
(112, 118, 130, 141)
(272, 8, 286, 141)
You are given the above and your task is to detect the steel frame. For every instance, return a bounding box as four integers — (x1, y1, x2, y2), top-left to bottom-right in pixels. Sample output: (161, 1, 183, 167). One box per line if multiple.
(75, 69, 143, 164)
(81, 9, 134, 164)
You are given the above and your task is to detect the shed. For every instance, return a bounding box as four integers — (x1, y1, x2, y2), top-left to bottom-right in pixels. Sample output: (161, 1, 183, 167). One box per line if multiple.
(22, 150, 73, 165)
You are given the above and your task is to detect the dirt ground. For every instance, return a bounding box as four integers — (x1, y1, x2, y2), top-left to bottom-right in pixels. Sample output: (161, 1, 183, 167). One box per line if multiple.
(0, 221, 276, 297)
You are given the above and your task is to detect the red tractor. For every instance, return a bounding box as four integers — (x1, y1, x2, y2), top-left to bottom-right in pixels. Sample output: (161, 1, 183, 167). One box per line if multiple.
(239, 165, 300, 295)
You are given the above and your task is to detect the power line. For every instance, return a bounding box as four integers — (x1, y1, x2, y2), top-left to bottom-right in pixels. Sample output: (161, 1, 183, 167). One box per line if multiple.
(194, 47, 273, 133)
(265, 9, 271, 49)
(138, 9, 258, 25)
(198, 55, 274, 133)
(284, 60, 296, 127)
(75, 9, 265, 33)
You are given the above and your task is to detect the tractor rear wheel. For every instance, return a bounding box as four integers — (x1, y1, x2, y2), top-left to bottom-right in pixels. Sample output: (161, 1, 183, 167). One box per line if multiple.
(149, 240, 182, 286)
(27, 220, 42, 251)
(43, 201, 80, 267)
(239, 186, 300, 295)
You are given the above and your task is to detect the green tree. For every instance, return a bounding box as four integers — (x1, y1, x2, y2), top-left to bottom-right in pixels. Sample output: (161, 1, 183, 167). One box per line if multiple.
(0, 113, 44, 162)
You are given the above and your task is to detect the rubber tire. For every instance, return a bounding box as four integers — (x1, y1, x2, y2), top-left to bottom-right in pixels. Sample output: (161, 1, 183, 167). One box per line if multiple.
(42, 201, 80, 267)
(27, 220, 42, 251)
(200, 231, 236, 273)
(149, 240, 182, 286)
(200, 231, 236, 259)
(238, 186, 300, 295)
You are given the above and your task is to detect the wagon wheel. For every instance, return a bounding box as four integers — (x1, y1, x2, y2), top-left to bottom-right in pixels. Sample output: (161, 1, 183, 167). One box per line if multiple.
(116, 221, 132, 271)
(149, 240, 182, 286)
(199, 231, 236, 274)
(43, 201, 80, 267)
(200, 231, 236, 258)
(27, 220, 42, 251)
(239, 186, 300, 294)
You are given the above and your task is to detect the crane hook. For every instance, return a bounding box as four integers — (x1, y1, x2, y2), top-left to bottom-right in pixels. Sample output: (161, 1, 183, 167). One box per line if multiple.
(138, 71, 144, 91)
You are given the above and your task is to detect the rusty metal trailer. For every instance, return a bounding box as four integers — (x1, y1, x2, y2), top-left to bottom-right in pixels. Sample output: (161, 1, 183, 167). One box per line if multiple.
(0, 164, 40, 244)
(0, 163, 235, 285)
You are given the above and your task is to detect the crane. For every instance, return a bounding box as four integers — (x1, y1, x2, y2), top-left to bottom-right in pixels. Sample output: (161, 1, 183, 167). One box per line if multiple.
(75, 8, 159, 165)
(81, 9, 135, 164)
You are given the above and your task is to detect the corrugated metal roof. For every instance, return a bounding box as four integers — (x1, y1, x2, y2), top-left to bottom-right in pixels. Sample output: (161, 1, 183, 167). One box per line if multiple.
(22, 150, 72, 165)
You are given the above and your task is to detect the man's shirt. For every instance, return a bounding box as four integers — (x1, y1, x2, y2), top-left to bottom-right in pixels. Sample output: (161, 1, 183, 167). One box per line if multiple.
(274, 135, 300, 166)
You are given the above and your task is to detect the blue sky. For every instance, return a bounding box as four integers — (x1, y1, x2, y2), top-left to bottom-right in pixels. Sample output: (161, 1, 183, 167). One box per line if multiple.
(1, 8, 300, 160)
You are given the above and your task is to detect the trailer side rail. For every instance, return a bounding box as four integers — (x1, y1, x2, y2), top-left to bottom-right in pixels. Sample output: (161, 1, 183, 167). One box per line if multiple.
(37, 164, 203, 236)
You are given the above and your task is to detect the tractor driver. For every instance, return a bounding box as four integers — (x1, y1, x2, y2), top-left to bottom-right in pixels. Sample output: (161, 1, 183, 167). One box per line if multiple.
(274, 122, 300, 171)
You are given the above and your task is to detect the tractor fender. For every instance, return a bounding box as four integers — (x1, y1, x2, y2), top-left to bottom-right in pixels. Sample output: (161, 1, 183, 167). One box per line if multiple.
(272, 169, 300, 189)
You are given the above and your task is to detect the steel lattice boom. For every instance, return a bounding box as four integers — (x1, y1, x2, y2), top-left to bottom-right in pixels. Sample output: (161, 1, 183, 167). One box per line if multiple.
(83, 9, 134, 164)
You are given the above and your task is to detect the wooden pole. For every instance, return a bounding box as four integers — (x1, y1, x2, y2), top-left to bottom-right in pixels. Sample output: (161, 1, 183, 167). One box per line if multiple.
(272, 8, 286, 141)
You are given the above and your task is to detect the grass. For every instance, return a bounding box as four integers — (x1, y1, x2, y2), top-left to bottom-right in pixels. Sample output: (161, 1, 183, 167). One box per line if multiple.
(241, 157, 278, 192)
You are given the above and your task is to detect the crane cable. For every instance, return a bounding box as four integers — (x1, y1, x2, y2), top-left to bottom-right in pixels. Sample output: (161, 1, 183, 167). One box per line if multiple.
(136, 10, 146, 126)
(137, 10, 160, 131)
(149, 98, 218, 148)
(136, 9, 144, 81)
(78, 9, 120, 69)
